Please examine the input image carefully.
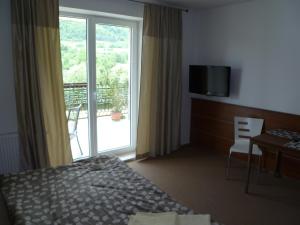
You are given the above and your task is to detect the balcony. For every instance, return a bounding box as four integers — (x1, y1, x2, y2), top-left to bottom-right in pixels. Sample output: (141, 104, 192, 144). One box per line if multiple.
(64, 83, 130, 160)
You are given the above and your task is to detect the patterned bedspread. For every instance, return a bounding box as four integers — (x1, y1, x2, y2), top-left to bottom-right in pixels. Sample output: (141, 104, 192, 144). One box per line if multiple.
(1, 155, 194, 225)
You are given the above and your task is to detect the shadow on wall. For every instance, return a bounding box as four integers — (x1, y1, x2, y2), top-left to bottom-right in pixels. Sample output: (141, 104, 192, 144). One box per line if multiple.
(230, 68, 242, 99)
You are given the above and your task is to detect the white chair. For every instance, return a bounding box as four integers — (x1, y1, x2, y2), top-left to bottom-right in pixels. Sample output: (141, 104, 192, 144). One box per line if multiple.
(67, 104, 83, 155)
(226, 116, 264, 178)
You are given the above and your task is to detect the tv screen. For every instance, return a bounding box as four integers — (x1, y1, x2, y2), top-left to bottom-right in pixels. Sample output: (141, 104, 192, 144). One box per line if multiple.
(189, 65, 231, 97)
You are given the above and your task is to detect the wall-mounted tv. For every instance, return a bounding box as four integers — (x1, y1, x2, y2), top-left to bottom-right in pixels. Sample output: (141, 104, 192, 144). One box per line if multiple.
(189, 65, 231, 97)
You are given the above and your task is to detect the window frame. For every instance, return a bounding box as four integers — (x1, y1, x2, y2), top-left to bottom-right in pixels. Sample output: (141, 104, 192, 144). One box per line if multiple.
(60, 10, 141, 159)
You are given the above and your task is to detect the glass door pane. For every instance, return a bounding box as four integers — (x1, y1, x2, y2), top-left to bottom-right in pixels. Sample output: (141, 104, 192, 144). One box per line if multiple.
(95, 23, 131, 152)
(60, 16, 89, 160)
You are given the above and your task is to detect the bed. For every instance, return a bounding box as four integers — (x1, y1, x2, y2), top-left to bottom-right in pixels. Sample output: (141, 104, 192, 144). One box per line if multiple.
(0, 155, 220, 225)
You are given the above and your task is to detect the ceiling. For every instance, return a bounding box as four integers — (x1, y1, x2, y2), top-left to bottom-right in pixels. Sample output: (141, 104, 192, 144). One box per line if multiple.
(159, 0, 252, 9)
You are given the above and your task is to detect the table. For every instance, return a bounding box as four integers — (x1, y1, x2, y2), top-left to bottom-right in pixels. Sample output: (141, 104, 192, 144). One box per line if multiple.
(245, 133, 300, 193)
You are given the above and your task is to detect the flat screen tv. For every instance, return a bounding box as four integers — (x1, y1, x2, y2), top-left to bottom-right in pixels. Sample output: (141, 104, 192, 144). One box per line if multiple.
(189, 65, 231, 97)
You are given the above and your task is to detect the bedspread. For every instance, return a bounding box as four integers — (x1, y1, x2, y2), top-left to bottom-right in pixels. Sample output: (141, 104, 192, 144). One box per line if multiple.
(1, 155, 192, 225)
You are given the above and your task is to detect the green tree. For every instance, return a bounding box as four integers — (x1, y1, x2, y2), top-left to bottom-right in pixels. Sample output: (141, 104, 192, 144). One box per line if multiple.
(60, 17, 130, 112)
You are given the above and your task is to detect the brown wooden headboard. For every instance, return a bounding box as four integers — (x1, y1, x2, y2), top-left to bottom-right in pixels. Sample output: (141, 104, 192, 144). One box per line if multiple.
(190, 98, 300, 178)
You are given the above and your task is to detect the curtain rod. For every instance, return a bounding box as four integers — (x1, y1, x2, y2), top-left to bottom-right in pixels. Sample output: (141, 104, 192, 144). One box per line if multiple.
(128, 0, 189, 12)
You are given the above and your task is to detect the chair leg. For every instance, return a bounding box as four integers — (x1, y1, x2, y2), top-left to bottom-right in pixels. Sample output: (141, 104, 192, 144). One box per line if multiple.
(258, 154, 262, 173)
(255, 155, 263, 184)
(226, 152, 232, 179)
(76, 133, 83, 155)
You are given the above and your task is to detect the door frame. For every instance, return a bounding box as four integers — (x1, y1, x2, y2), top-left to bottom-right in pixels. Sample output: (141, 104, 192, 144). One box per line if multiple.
(60, 11, 141, 158)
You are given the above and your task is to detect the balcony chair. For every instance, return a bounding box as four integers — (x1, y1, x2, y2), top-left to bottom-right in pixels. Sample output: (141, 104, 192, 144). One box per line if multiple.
(67, 104, 83, 155)
(226, 116, 264, 178)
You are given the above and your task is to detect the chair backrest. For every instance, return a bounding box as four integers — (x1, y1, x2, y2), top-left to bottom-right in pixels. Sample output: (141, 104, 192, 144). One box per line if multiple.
(67, 104, 82, 134)
(234, 116, 264, 142)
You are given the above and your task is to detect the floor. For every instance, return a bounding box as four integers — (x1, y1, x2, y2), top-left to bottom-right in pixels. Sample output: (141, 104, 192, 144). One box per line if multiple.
(128, 146, 300, 225)
(70, 115, 130, 160)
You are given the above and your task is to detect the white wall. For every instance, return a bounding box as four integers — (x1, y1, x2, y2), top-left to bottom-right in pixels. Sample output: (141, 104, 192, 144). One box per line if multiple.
(181, 10, 207, 144)
(0, 0, 18, 135)
(181, 0, 300, 144)
(60, 0, 143, 18)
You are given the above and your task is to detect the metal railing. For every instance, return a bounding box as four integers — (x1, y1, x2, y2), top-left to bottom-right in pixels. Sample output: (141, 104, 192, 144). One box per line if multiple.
(64, 83, 128, 118)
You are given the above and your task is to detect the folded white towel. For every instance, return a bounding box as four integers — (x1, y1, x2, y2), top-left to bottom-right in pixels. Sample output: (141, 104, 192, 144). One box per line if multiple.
(128, 212, 177, 225)
(128, 212, 211, 225)
(178, 214, 211, 225)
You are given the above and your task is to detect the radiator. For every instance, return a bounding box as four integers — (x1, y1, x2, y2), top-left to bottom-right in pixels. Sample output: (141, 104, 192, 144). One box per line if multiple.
(0, 132, 20, 174)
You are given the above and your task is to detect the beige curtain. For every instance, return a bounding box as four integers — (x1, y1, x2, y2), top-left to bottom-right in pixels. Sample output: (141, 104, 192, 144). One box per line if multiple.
(136, 4, 182, 157)
(11, 0, 72, 169)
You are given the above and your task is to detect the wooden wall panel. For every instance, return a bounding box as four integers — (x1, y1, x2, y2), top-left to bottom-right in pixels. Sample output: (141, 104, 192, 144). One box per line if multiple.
(190, 98, 300, 179)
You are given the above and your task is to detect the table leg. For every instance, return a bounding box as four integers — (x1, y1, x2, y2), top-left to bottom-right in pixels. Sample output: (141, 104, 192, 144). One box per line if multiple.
(274, 151, 282, 178)
(245, 141, 254, 193)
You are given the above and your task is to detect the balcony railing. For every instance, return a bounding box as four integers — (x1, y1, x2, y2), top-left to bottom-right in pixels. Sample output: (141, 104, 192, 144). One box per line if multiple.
(64, 83, 128, 118)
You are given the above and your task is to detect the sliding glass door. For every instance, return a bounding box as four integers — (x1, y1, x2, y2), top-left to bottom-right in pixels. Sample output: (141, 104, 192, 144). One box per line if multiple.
(60, 14, 139, 160)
